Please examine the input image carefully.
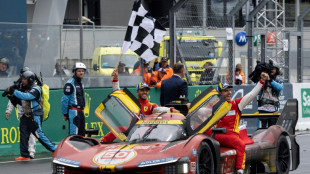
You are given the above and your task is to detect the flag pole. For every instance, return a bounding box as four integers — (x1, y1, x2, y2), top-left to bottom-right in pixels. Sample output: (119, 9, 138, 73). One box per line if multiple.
(115, 53, 123, 71)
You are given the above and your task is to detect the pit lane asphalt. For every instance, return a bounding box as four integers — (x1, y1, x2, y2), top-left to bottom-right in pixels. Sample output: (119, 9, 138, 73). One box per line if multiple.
(0, 132, 309, 174)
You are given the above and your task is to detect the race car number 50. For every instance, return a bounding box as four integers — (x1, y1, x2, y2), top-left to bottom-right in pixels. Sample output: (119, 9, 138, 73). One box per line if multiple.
(93, 149, 137, 165)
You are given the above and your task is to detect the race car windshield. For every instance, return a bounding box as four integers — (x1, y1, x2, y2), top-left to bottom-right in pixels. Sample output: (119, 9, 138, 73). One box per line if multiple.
(127, 124, 186, 142)
(190, 95, 220, 130)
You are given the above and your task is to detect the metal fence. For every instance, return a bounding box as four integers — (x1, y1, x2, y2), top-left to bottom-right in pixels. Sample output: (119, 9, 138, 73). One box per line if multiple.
(1, 1, 310, 89)
(0, 22, 142, 90)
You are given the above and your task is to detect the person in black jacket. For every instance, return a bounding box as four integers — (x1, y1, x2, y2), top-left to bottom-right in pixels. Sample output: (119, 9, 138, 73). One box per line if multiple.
(160, 63, 188, 106)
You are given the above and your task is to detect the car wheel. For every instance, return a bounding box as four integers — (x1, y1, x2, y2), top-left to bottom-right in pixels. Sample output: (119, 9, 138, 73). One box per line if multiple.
(276, 135, 290, 174)
(197, 142, 214, 174)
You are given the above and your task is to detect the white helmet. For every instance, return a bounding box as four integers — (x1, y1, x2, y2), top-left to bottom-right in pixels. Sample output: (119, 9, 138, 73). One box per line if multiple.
(72, 62, 86, 72)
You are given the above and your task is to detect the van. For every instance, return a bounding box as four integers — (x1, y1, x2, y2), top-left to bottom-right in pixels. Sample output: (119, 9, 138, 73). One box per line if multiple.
(91, 46, 139, 76)
(159, 34, 222, 84)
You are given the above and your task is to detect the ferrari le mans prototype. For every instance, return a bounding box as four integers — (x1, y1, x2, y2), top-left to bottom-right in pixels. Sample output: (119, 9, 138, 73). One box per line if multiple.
(52, 87, 299, 174)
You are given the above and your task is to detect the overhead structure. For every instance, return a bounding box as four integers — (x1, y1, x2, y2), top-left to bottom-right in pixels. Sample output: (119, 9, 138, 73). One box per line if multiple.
(255, 0, 286, 66)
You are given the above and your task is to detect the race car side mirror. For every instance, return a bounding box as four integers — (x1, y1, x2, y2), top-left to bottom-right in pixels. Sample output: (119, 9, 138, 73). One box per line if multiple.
(211, 127, 226, 139)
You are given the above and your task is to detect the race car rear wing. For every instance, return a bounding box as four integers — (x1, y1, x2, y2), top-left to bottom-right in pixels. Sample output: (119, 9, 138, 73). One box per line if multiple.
(276, 98, 300, 170)
(276, 98, 298, 135)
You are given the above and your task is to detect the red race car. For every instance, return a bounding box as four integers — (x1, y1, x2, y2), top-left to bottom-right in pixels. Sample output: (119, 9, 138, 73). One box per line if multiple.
(52, 87, 299, 174)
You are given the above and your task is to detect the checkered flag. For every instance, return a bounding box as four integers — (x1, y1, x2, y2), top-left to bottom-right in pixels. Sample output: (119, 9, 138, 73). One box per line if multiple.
(121, 0, 167, 62)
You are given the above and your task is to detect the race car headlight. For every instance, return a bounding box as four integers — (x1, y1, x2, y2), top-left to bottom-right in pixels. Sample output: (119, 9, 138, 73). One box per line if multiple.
(52, 163, 65, 174)
(177, 156, 190, 174)
(178, 163, 189, 174)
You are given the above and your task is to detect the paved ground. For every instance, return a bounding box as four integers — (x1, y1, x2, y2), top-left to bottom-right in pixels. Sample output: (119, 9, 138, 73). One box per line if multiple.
(0, 132, 309, 174)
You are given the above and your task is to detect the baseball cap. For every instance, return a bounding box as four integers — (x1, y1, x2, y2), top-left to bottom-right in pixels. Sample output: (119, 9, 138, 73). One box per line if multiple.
(158, 68, 167, 74)
(161, 57, 168, 62)
(216, 82, 233, 93)
(136, 82, 151, 91)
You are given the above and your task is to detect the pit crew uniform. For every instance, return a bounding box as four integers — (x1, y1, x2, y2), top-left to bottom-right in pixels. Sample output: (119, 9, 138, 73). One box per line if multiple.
(61, 75, 85, 136)
(212, 80, 265, 171)
(14, 84, 57, 154)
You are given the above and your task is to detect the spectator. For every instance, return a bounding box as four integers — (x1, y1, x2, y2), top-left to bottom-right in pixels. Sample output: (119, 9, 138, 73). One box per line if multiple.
(235, 68, 242, 85)
(61, 62, 87, 136)
(149, 68, 168, 88)
(160, 63, 188, 106)
(208, 72, 268, 174)
(0, 57, 10, 77)
(226, 64, 245, 85)
(6, 70, 57, 160)
(199, 62, 215, 85)
(153, 57, 173, 78)
(118, 61, 129, 75)
(53, 60, 71, 77)
(258, 60, 283, 128)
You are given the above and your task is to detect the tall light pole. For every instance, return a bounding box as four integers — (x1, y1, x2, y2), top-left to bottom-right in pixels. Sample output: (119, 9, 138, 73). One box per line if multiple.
(79, 0, 83, 62)
(82, 16, 96, 51)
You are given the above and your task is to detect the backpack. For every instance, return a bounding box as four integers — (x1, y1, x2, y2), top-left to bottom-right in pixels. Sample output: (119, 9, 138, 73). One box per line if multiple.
(41, 84, 51, 121)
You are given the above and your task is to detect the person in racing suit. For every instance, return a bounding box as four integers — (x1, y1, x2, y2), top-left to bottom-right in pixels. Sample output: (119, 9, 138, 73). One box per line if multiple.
(101, 70, 179, 142)
(61, 62, 86, 136)
(5, 70, 57, 160)
(210, 72, 268, 174)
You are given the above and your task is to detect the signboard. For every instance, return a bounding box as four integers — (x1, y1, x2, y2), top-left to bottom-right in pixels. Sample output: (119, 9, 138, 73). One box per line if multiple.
(235, 32, 248, 46)
(301, 88, 310, 118)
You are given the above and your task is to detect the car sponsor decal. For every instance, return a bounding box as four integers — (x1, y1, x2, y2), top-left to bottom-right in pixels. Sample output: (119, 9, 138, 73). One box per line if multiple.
(93, 149, 137, 165)
(190, 162, 196, 172)
(55, 157, 81, 167)
(192, 149, 197, 156)
(136, 120, 183, 125)
(226, 110, 236, 116)
(137, 156, 177, 167)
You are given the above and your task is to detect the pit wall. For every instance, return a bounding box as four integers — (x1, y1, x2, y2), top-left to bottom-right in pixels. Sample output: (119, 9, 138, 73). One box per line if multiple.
(0, 83, 307, 157)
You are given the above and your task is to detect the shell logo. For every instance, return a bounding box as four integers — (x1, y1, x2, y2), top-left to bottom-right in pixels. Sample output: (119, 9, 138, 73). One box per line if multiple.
(93, 149, 137, 165)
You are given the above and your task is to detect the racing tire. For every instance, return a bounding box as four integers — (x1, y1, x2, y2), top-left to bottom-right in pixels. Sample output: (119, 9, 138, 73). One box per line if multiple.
(276, 135, 290, 174)
(197, 142, 214, 174)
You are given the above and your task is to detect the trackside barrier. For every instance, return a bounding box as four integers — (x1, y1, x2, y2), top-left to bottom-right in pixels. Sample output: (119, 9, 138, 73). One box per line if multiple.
(0, 83, 301, 158)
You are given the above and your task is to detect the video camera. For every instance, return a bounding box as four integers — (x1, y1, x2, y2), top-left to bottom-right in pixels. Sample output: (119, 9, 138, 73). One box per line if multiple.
(248, 60, 273, 83)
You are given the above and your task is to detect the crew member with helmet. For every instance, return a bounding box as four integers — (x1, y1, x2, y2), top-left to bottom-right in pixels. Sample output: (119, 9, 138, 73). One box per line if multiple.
(61, 62, 86, 136)
(5, 70, 57, 160)
(0, 57, 10, 77)
(4, 67, 37, 160)
(209, 71, 269, 174)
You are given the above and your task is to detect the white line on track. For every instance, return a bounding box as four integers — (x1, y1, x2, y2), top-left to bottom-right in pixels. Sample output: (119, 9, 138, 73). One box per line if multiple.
(0, 157, 52, 164)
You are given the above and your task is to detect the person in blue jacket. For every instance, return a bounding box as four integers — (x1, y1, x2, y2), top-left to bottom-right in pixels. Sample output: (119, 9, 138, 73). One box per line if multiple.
(258, 60, 284, 128)
(6, 70, 57, 161)
(61, 62, 86, 136)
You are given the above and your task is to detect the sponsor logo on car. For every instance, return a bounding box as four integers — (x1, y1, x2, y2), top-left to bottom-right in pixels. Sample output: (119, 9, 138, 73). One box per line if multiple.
(56, 157, 81, 167)
(192, 149, 197, 156)
(137, 156, 177, 167)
